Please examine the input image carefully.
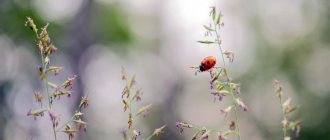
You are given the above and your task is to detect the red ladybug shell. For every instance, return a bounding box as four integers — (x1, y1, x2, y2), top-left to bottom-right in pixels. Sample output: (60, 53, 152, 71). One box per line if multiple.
(199, 56, 216, 71)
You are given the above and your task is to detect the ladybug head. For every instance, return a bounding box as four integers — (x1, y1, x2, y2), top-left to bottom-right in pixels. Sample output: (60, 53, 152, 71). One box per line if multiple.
(199, 64, 206, 72)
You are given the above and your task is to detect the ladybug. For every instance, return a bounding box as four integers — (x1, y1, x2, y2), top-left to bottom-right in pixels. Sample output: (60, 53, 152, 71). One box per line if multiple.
(199, 56, 216, 72)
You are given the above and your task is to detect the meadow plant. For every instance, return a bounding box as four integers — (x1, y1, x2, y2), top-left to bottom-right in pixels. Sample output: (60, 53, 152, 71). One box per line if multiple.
(273, 80, 301, 140)
(178, 6, 247, 140)
(25, 17, 89, 140)
(120, 67, 166, 140)
(177, 4, 302, 140)
(23, 5, 302, 140)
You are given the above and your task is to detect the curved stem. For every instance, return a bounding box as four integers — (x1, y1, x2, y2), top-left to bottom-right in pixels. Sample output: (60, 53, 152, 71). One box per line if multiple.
(44, 77, 58, 140)
(144, 134, 154, 140)
(213, 20, 241, 140)
(56, 116, 74, 132)
(56, 100, 86, 132)
(230, 92, 241, 140)
(212, 23, 226, 69)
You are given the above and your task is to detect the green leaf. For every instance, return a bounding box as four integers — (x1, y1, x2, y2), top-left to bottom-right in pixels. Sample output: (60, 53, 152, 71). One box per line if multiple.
(216, 14, 221, 25)
(217, 85, 225, 91)
(203, 25, 214, 31)
(132, 88, 142, 101)
(211, 7, 216, 20)
(47, 82, 58, 89)
(136, 104, 152, 116)
(197, 40, 215, 44)
(129, 75, 135, 88)
(74, 111, 84, 116)
(72, 119, 87, 125)
(48, 66, 62, 71)
(63, 129, 78, 134)
(219, 90, 230, 95)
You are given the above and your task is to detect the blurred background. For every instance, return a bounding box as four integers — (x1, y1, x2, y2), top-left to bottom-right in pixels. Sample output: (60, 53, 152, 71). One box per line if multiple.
(0, 0, 329, 139)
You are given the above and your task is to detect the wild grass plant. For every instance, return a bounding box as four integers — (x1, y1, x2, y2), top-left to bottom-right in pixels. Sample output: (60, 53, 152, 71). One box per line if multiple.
(23, 3, 301, 140)
(120, 67, 166, 140)
(25, 17, 89, 140)
(274, 80, 301, 140)
(177, 6, 246, 140)
(176, 4, 301, 140)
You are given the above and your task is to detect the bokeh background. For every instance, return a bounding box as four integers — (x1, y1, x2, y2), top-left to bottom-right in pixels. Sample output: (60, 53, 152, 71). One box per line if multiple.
(0, 0, 329, 139)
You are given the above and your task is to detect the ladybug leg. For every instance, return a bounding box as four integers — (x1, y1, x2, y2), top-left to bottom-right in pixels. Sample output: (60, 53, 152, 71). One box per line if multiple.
(195, 70, 201, 75)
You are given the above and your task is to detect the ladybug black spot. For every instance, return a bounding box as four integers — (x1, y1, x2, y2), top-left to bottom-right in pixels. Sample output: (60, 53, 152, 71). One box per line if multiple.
(207, 61, 210, 65)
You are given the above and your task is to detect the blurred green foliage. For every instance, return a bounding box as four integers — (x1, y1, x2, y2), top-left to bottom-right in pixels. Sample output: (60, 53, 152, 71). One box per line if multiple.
(91, 3, 133, 44)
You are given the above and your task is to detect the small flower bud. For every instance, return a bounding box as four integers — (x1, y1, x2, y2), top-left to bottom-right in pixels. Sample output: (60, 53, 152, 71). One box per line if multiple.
(73, 119, 87, 132)
(235, 98, 248, 111)
(200, 130, 210, 140)
(220, 106, 232, 117)
(223, 50, 234, 63)
(27, 109, 46, 120)
(282, 118, 289, 129)
(273, 79, 283, 99)
(48, 110, 60, 128)
(218, 132, 227, 140)
(122, 100, 129, 112)
(136, 104, 152, 117)
(132, 130, 141, 140)
(176, 122, 193, 134)
(79, 96, 89, 109)
(63, 126, 78, 140)
(34, 91, 43, 104)
(153, 125, 166, 136)
(229, 121, 236, 131)
(121, 66, 127, 81)
(132, 89, 143, 102)
(122, 86, 129, 99)
(25, 17, 38, 35)
(62, 75, 77, 89)
(74, 111, 83, 117)
(128, 113, 133, 129)
(44, 56, 50, 65)
(38, 66, 45, 80)
(49, 44, 57, 54)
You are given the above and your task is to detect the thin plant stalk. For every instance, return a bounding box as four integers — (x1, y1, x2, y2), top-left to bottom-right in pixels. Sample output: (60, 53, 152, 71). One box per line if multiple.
(279, 97, 287, 138)
(274, 80, 301, 140)
(213, 18, 241, 140)
(26, 17, 89, 140)
(39, 38, 57, 140)
(56, 115, 75, 132)
(144, 134, 153, 140)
